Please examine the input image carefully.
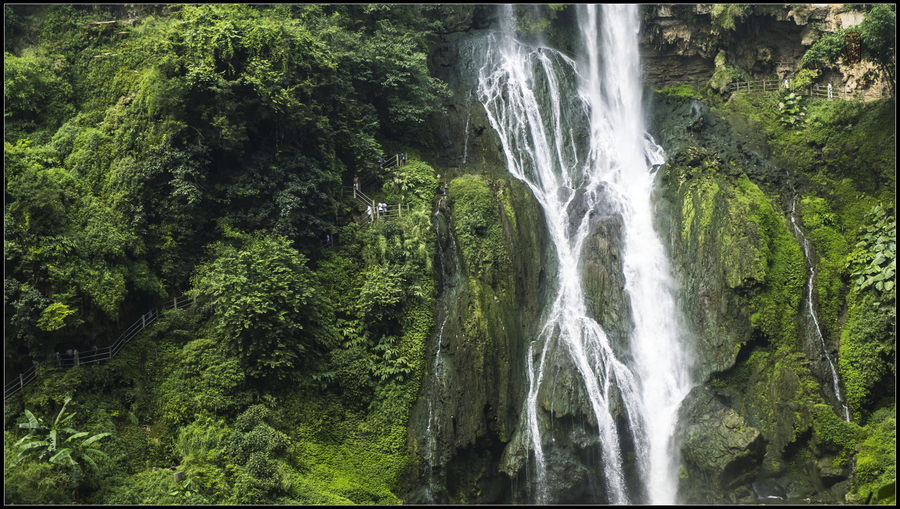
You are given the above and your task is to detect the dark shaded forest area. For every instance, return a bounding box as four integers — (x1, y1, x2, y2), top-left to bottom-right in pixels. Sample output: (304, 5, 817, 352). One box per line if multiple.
(5, 4, 453, 503)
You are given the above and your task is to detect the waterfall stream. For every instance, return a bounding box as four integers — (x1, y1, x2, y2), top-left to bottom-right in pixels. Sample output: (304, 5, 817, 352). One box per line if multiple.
(420, 195, 463, 502)
(789, 197, 851, 421)
(476, 5, 693, 503)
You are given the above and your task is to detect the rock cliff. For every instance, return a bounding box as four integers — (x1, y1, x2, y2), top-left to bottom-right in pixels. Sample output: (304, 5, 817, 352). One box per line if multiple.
(640, 4, 886, 95)
(404, 4, 891, 504)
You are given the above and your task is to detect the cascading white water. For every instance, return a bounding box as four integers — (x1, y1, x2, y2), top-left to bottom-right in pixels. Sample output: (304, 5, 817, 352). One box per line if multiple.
(789, 198, 851, 421)
(476, 5, 693, 504)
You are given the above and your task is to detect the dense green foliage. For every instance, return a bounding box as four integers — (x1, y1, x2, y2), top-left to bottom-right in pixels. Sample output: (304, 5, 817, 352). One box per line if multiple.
(190, 232, 331, 382)
(709, 82, 895, 502)
(5, 4, 443, 504)
(6, 168, 439, 504)
(5, 4, 894, 505)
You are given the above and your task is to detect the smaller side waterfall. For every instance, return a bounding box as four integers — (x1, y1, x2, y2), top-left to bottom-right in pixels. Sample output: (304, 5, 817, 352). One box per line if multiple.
(415, 195, 466, 503)
(462, 92, 473, 166)
(789, 197, 851, 421)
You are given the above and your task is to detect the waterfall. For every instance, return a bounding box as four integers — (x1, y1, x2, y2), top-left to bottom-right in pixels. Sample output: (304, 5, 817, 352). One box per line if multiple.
(789, 197, 851, 421)
(418, 196, 463, 503)
(476, 5, 693, 503)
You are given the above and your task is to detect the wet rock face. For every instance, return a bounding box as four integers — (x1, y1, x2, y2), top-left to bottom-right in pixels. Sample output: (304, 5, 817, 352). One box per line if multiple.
(575, 185, 634, 355)
(417, 24, 647, 501)
(416, 6, 869, 504)
(676, 386, 766, 504)
(404, 175, 553, 504)
(428, 30, 507, 172)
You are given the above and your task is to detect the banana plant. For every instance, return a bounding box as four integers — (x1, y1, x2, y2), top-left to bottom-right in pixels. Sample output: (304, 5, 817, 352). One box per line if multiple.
(10, 396, 111, 481)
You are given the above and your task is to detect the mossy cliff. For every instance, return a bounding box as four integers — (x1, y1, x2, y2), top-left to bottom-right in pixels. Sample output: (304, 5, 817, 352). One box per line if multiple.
(408, 7, 893, 503)
(651, 88, 894, 504)
(404, 171, 551, 504)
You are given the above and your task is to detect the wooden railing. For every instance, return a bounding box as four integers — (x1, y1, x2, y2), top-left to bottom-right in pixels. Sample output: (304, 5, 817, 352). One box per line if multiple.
(728, 80, 890, 101)
(4, 295, 194, 402)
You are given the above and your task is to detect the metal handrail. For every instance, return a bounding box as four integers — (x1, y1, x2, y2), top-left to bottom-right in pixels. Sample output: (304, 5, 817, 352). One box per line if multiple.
(4, 295, 195, 402)
(727, 80, 886, 101)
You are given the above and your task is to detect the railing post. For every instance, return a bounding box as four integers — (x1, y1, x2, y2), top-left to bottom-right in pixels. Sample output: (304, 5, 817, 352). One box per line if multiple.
(20, 373, 24, 390)
(142, 313, 146, 329)
(174, 296, 178, 309)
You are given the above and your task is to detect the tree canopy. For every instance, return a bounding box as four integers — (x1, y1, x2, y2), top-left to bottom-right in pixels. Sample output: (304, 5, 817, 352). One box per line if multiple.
(190, 232, 331, 381)
(4, 3, 448, 364)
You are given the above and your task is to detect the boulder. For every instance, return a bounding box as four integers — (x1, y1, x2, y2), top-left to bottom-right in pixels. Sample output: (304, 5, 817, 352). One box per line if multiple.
(676, 386, 765, 503)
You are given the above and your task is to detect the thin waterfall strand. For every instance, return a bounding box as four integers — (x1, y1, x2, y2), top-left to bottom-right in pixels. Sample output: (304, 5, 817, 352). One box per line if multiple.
(790, 198, 851, 421)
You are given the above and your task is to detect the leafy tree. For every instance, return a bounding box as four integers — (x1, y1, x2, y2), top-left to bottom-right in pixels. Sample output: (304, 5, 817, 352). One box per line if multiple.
(856, 4, 896, 87)
(219, 150, 339, 246)
(6, 137, 164, 332)
(313, 4, 450, 145)
(710, 4, 751, 32)
(383, 159, 439, 207)
(846, 204, 896, 301)
(4, 51, 74, 137)
(5, 279, 53, 354)
(10, 396, 111, 484)
(790, 68, 818, 91)
(190, 233, 334, 381)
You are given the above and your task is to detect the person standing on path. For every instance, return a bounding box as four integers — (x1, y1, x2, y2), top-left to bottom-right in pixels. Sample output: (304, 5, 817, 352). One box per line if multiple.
(353, 175, 360, 191)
